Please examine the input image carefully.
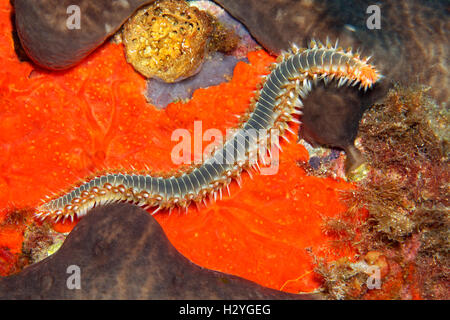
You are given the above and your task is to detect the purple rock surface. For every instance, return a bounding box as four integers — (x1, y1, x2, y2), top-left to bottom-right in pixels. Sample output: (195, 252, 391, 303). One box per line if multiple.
(145, 52, 245, 108)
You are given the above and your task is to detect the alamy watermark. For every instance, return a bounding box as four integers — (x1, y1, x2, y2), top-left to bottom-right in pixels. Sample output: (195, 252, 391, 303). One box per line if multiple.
(66, 264, 81, 290)
(366, 5, 381, 30)
(66, 5, 81, 30)
(366, 265, 382, 289)
(171, 121, 280, 175)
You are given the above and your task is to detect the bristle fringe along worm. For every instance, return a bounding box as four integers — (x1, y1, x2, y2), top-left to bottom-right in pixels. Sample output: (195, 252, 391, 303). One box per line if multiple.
(36, 39, 382, 222)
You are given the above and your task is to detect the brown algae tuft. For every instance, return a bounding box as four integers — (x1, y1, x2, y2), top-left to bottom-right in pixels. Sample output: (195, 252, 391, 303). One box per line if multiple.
(315, 85, 449, 299)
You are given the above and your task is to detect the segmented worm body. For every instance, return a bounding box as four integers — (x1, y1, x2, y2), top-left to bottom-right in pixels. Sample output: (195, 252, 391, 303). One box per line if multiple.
(36, 40, 381, 222)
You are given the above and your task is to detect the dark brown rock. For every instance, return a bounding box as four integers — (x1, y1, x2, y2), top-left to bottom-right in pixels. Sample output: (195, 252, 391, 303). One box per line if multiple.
(13, 0, 156, 70)
(0, 203, 319, 299)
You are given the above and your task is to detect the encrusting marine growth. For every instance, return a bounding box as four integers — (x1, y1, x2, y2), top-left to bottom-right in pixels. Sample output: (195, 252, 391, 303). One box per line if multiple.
(123, 0, 212, 82)
(122, 0, 239, 83)
(35, 39, 382, 222)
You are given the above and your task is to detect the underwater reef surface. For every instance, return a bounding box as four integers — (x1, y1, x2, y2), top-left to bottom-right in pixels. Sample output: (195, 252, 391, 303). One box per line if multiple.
(0, 0, 357, 294)
(18, 0, 445, 161)
(0, 203, 319, 299)
(2, 0, 447, 299)
(14, 0, 449, 106)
